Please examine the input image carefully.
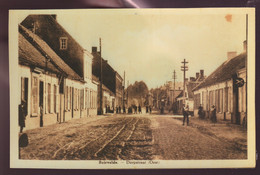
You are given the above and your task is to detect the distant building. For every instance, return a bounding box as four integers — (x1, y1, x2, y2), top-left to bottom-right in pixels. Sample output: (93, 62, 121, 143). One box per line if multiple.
(92, 47, 123, 114)
(193, 42, 247, 124)
(175, 70, 206, 114)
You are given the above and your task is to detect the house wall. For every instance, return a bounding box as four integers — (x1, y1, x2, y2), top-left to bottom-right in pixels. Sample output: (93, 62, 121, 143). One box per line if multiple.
(237, 68, 247, 125)
(19, 65, 60, 130)
(193, 80, 233, 121)
(19, 63, 98, 131)
(64, 78, 98, 121)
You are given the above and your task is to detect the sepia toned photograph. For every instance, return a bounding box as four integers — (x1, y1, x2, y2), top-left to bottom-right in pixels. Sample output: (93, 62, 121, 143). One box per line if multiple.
(9, 8, 255, 169)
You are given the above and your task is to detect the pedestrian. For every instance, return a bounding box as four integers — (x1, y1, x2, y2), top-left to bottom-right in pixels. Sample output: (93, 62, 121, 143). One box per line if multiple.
(123, 106, 126, 113)
(138, 104, 142, 114)
(116, 106, 118, 114)
(210, 105, 217, 123)
(19, 100, 26, 133)
(128, 106, 132, 114)
(134, 105, 137, 114)
(198, 104, 204, 119)
(182, 104, 189, 126)
(119, 106, 121, 114)
(149, 105, 152, 114)
(146, 106, 149, 113)
(160, 106, 164, 114)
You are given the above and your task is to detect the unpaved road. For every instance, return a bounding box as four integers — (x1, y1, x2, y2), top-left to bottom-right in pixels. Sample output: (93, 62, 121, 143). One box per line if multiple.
(20, 115, 247, 160)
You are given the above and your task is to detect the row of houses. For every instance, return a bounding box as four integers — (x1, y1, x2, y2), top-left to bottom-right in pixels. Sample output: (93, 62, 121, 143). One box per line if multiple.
(153, 41, 247, 126)
(173, 42, 247, 125)
(192, 44, 247, 125)
(18, 15, 123, 130)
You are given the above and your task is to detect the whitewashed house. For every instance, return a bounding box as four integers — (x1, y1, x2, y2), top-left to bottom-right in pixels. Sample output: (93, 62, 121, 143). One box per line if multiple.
(193, 42, 247, 125)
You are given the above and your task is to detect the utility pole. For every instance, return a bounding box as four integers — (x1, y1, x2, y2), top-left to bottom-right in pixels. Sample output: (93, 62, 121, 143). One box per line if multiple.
(172, 70, 176, 90)
(123, 71, 125, 107)
(127, 80, 129, 107)
(181, 59, 188, 100)
(99, 38, 103, 115)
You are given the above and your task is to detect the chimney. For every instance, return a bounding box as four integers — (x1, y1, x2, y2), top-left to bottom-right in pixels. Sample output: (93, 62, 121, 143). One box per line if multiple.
(200, 70, 204, 78)
(51, 15, 57, 20)
(196, 72, 199, 79)
(227, 51, 237, 60)
(243, 40, 247, 52)
(92, 47, 97, 53)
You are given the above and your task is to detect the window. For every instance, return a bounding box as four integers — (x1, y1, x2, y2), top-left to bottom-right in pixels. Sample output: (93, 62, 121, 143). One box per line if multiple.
(68, 87, 71, 110)
(228, 87, 232, 112)
(48, 83, 51, 113)
(78, 89, 80, 110)
(74, 89, 77, 110)
(60, 37, 68, 50)
(65, 86, 68, 110)
(90, 90, 92, 108)
(80, 89, 84, 109)
(21, 77, 28, 115)
(219, 89, 223, 113)
(31, 76, 38, 116)
(54, 85, 57, 113)
(224, 87, 228, 112)
(209, 90, 213, 110)
(85, 88, 88, 109)
(215, 90, 219, 112)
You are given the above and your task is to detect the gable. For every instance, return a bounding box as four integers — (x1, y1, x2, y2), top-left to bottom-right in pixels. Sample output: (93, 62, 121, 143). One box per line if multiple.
(21, 15, 85, 78)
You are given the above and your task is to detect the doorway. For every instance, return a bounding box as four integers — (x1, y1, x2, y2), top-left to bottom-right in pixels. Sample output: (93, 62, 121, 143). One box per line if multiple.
(39, 81, 44, 127)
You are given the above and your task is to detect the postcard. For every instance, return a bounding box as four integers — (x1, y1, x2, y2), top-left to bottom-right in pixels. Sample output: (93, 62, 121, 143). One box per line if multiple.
(9, 8, 255, 169)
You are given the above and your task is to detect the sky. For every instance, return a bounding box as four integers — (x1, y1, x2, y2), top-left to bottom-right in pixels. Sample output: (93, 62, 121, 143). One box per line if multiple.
(19, 9, 247, 89)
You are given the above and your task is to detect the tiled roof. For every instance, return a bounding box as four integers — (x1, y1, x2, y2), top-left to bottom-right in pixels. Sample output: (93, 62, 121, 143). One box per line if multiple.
(19, 25, 82, 80)
(19, 33, 60, 73)
(193, 52, 246, 91)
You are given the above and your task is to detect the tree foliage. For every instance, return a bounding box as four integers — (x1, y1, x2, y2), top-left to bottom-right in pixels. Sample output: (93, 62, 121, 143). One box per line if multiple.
(126, 81, 149, 105)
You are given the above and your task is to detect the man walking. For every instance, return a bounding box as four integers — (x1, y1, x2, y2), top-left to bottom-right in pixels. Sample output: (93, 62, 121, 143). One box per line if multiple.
(182, 104, 189, 126)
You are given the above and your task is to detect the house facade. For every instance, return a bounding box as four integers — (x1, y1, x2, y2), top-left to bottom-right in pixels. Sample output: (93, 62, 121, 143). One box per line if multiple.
(19, 15, 98, 130)
(192, 46, 247, 125)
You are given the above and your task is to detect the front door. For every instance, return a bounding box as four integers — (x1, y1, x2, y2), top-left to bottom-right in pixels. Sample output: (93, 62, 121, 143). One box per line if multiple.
(39, 81, 44, 127)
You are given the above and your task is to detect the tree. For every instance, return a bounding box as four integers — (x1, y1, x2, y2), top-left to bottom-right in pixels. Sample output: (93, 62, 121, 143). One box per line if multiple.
(126, 81, 149, 106)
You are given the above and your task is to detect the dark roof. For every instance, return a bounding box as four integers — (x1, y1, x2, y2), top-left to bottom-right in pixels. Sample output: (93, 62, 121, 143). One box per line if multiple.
(173, 90, 183, 99)
(19, 33, 59, 73)
(193, 52, 246, 91)
(19, 25, 81, 80)
(21, 15, 85, 77)
(92, 52, 117, 93)
(176, 91, 183, 99)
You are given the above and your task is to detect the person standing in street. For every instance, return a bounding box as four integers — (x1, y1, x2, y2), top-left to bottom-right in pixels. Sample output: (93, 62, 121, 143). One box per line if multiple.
(119, 106, 121, 114)
(211, 105, 217, 123)
(138, 104, 142, 114)
(182, 104, 189, 126)
(19, 100, 26, 133)
(198, 104, 204, 119)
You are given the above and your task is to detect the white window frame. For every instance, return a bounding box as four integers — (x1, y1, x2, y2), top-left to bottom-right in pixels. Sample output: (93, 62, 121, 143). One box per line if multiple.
(60, 37, 68, 50)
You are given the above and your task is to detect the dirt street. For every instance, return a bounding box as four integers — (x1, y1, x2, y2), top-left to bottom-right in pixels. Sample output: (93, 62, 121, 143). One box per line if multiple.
(20, 114, 247, 160)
